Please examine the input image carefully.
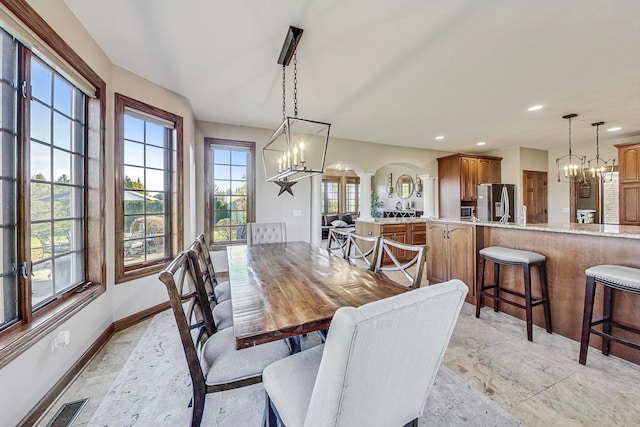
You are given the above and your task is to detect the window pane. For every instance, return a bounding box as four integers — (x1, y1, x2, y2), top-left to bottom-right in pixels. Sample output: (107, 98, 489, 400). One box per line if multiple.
(124, 140, 145, 167)
(31, 183, 51, 221)
(231, 166, 246, 181)
(53, 148, 71, 183)
(145, 144, 164, 169)
(53, 76, 72, 116)
(31, 142, 51, 180)
(31, 59, 52, 105)
(124, 165, 145, 188)
(124, 115, 144, 142)
(31, 262, 53, 307)
(53, 185, 72, 218)
(145, 169, 164, 192)
(214, 180, 230, 195)
(145, 122, 165, 147)
(214, 149, 230, 164)
(53, 112, 71, 150)
(231, 151, 246, 166)
(30, 101, 51, 143)
(146, 196, 165, 214)
(214, 164, 230, 180)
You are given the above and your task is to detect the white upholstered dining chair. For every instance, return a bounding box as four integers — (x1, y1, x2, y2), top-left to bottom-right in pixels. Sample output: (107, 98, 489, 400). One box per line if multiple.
(247, 222, 287, 245)
(262, 279, 468, 427)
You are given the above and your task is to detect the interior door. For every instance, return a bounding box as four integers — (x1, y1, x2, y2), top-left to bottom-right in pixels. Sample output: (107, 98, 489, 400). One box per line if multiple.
(523, 170, 548, 223)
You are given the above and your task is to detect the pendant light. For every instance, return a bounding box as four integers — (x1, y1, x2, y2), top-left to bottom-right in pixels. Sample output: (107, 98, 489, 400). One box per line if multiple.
(587, 121, 615, 182)
(556, 113, 586, 183)
(262, 26, 331, 193)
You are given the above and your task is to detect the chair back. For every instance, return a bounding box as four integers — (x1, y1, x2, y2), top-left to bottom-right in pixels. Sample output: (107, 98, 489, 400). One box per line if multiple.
(304, 280, 468, 426)
(326, 228, 350, 258)
(374, 237, 427, 288)
(158, 251, 215, 399)
(345, 233, 379, 269)
(246, 222, 287, 245)
(189, 234, 223, 302)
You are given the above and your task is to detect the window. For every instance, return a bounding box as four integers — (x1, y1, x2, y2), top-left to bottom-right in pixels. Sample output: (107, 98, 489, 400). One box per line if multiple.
(0, 0, 106, 366)
(115, 94, 183, 283)
(204, 138, 255, 246)
(321, 175, 360, 215)
(322, 179, 340, 214)
(30, 57, 86, 308)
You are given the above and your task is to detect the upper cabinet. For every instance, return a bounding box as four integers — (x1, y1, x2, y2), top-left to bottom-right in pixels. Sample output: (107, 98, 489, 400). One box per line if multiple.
(437, 153, 502, 218)
(616, 142, 640, 225)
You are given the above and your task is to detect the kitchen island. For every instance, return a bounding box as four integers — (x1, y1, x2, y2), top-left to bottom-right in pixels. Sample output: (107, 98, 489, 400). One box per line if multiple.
(359, 217, 640, 364)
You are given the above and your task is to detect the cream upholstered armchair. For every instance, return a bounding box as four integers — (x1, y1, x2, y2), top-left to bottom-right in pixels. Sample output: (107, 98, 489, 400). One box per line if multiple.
(247, 222, 287, 245)
(263, 279, 468, 427)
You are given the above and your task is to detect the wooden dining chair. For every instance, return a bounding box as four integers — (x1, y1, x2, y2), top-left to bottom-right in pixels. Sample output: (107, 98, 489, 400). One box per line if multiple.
(374, 237, 428, 288)
(159, 250, 290, 427)
(195, 233, 230, 303)
(263, 279, 468, 427)
(247, 222, 287, 244)
(326, 227, 350, 258)
(345, 233, 380, 269)
(188, 238, 233, 331)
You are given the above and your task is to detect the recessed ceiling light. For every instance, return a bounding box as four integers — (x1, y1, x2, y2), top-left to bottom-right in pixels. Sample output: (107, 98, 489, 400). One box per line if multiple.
(435, 136, 444, 140)
(476, 141, 486, 146)
(607, 126, 622, 132)
(528, 105, 543, 111)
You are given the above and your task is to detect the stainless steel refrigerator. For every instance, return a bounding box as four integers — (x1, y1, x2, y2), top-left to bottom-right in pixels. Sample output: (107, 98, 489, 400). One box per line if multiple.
(477, 183, 516, 222)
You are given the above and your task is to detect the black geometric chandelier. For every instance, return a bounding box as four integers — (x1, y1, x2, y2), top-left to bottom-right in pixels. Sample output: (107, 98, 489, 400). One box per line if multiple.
(262, 26, 331, 190)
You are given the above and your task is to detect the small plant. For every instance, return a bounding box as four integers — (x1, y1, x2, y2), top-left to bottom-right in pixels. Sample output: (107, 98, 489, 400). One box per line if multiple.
(371, 191, 383, 218)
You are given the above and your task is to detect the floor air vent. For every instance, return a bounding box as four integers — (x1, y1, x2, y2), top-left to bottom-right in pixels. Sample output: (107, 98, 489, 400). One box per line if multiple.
(47, 398, 88, 427)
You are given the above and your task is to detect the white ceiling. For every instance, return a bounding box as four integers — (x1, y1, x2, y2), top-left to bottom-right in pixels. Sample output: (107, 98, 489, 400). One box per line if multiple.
(63, 0, 640, 153)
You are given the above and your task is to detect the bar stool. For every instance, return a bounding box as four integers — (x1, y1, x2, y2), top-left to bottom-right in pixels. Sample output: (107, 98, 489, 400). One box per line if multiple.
(476, 246, 552, 341)
(579, 265, 640, 365)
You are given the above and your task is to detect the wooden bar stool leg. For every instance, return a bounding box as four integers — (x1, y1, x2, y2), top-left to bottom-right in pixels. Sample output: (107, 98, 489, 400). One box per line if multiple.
(538, 262, 552, 334)
(579, 276, 597, 365)
(602, 285, 613, 356)
(524, 264, 533, 342)
(493, 262, 500, 312)
(476, 255, 486, 318)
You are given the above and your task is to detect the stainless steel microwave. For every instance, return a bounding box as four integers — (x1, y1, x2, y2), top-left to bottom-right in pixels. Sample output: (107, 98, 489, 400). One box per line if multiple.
(460, 206, 475, 219)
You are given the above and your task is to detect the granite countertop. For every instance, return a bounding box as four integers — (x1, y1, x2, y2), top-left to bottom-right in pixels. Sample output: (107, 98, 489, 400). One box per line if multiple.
(356, 217, 428, 225)
(424, 218, 640, 240)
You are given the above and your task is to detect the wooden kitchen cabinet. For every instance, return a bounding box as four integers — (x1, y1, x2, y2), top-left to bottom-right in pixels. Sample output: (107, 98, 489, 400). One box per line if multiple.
(355, 221, 426, 264)
(478, 158, 502, 184)
(426, 221, 476, 303)
(616, 142, 640, 225)
(438, 153, 502, 219)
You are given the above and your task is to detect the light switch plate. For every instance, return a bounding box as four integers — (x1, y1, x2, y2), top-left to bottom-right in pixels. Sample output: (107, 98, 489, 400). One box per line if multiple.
(292, 210, 302, 217)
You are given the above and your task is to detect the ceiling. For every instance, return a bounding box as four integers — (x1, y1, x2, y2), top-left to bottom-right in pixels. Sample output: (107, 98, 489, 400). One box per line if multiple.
(63, 0, 640, 153)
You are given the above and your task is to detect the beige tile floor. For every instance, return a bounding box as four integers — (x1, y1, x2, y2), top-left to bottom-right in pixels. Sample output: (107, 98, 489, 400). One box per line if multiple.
(37, 300, 640, 426)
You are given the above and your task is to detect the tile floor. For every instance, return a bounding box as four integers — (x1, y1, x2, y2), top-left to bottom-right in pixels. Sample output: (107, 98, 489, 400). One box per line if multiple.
(37, 302, 640, 426)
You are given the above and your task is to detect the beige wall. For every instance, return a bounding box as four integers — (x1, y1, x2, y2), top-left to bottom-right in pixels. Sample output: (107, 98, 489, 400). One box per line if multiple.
(0, 2, 198, 425)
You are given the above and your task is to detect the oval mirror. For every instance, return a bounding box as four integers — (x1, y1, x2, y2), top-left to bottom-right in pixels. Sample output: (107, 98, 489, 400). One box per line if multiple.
(396, 174, 414, 199)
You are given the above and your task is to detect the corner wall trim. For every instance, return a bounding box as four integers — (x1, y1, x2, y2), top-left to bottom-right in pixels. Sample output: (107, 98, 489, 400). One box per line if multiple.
(19, 302, 170, 426)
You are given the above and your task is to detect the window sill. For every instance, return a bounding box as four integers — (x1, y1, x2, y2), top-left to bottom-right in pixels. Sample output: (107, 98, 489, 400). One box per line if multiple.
(209, 241, 247, 251)
(0, 283, 105, 369)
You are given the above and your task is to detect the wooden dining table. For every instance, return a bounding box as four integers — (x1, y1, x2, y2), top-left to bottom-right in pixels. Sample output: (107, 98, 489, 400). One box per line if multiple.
(226, 241, 409, 349)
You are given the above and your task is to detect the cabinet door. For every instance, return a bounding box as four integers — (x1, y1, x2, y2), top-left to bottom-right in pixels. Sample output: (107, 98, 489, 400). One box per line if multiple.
(411, 223, 426, 245)
(619, 144, 640, 183)
(425, 223, 448, 283)
(461, 157, 478, 200)
(447, 225, 475, 297)
(490, 159, 502, 183)
(478, 159, 491, 184)
(620, 183, 640, 225)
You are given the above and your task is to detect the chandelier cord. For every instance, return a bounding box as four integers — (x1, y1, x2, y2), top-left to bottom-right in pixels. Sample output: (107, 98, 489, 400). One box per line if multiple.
(568, 116, 572, 157)
(595, 123, 600, 160)
(282, 64, 286, 122)
(293, 51, 298, 118)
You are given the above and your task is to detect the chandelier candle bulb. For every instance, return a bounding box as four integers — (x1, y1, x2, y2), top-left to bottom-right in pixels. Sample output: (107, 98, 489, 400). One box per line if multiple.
(299, 141, 305, 162)
(293, 146, 298, 166)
